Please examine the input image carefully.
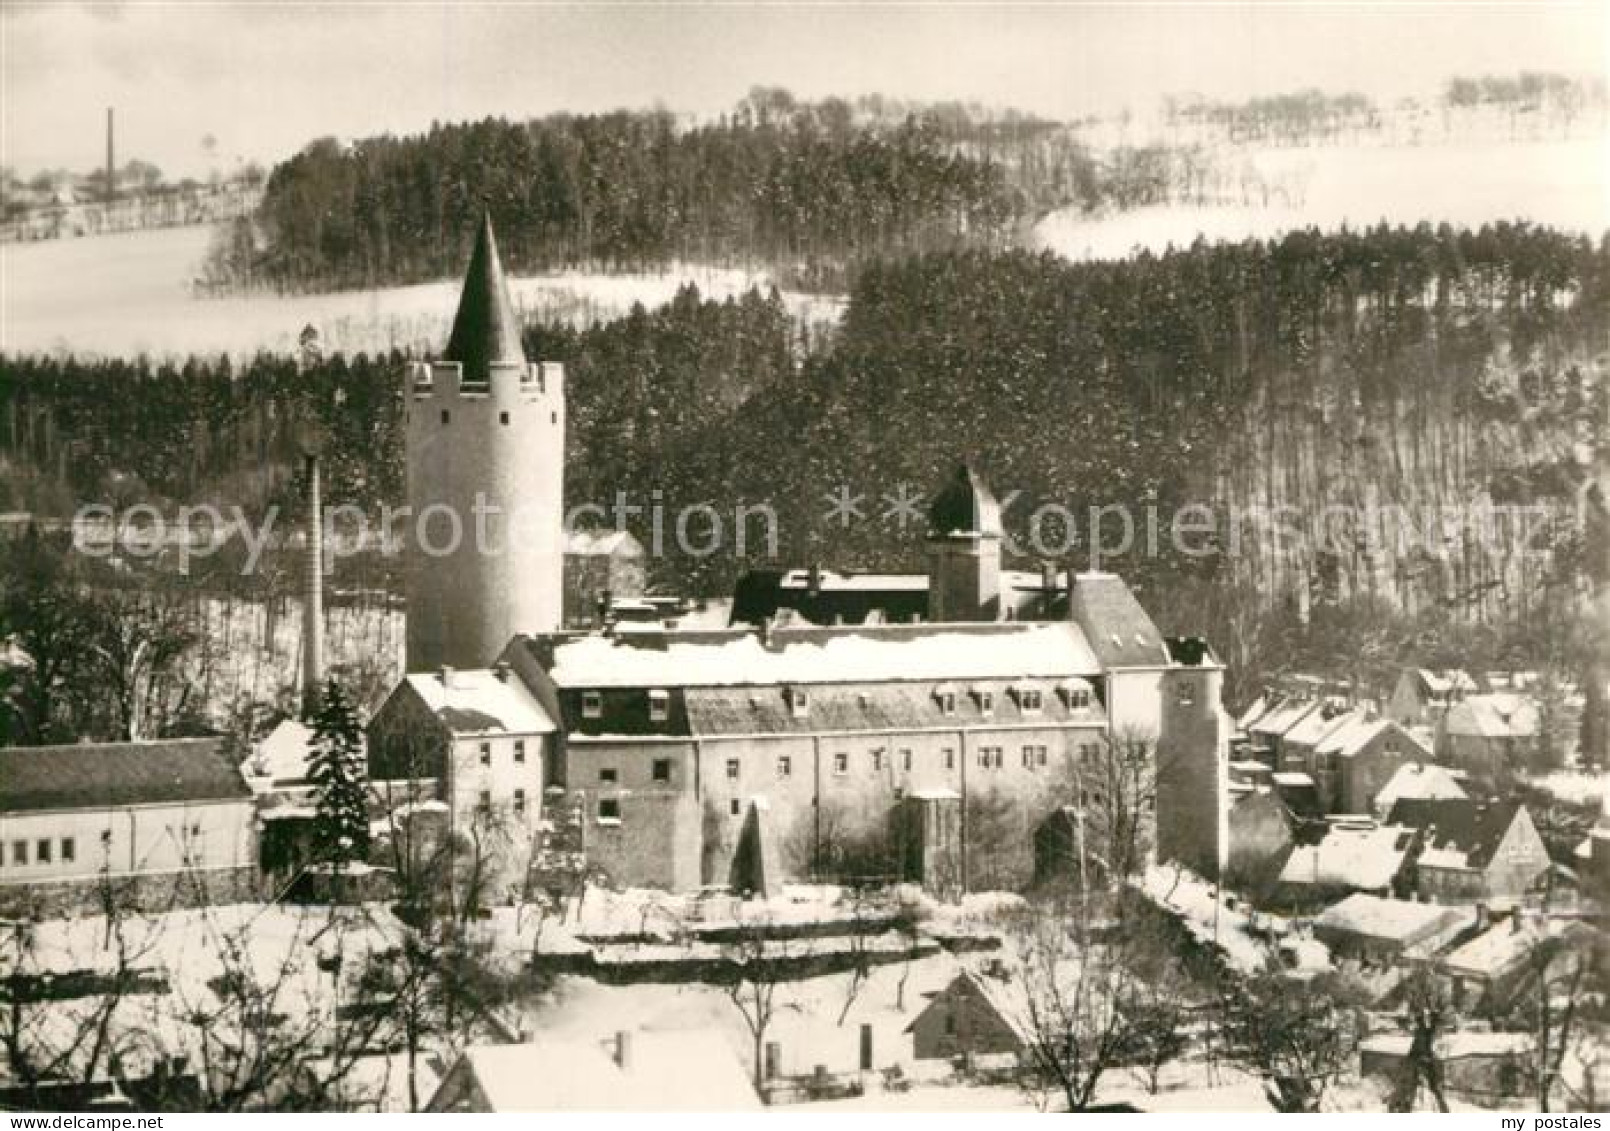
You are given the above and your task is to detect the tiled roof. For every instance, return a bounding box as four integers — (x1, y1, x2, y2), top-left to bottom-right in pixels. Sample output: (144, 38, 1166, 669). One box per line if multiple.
(0, 737, 249, 813)
(1386, 797, 1525, 870)
(1066, 573, 1170, 668)
(683, 681, 1105, 738)
(405, 669, 556, 736)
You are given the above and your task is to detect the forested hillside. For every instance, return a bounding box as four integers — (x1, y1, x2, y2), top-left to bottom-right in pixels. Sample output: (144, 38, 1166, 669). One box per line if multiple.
(230, 94, 1064, 292)
(5, 223, 1606, 701)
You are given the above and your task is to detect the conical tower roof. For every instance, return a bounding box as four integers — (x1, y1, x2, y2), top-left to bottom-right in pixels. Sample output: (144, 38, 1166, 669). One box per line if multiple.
(443, 212, 526, 381)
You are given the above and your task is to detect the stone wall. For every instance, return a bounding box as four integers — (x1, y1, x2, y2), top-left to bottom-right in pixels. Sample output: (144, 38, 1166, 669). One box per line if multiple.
(0, 865, 263, 920)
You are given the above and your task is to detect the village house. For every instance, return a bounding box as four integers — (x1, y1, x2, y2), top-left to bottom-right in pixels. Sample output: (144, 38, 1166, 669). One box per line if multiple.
(1385, 798, 1551, 904)
(1438, 913, 1587, 1012)
(1312, 893, 1475, 965)
(427, 1029, 758, 1111)
(367, 665, 555, 889)
(1246, 697, 1325, 765)
(1388, 668, 1479, 730)
(1273, 698, 1353, 773)
(907, 968, 1027, 1064)
(1304, 710, 1428, 814)
(1275, 818, 1418, 906)
(1372, 761, 1468, 820)
(1433, 693, 1541, 784)
(0, 738, 259, 916)
(1359, 1030, 1533, 1105)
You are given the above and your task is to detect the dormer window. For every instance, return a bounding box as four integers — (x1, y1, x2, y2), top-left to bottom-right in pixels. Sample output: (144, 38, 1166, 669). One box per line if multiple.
(1018, 687, 1043, 713)
(976, 689, 994, 716)
(648, 689, 670, 722)
(787, 687, 810, 718)
(935, 685, 958, 716)
(1061, 679, 1093, 711)
(582, 691, 603, 720)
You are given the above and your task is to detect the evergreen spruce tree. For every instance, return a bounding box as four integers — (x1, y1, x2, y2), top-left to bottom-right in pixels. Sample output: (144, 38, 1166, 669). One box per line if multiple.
(308, 678, 370, 868)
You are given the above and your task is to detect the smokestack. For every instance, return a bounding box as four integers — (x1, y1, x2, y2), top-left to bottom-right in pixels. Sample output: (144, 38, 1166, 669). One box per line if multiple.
(614, 1030, 632, 1070)
(302, 452, 325, 717)
(105, 107, 115, 205)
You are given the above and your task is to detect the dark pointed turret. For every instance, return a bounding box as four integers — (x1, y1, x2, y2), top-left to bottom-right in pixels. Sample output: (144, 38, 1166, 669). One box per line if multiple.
(443, 212, 526, 383)
(925, 463, 1003, 622)
(928, 464, 1003, 540)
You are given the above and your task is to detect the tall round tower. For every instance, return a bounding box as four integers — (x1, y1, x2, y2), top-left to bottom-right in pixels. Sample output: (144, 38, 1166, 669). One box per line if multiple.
(405, 214, 565, 671)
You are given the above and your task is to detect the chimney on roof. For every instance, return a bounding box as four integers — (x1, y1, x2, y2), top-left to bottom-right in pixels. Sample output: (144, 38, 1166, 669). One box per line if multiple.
(494, 660, 511, 683)
(105, 107, 115, 205)
(614, 1030, 632, 1070)
(807, 562, 822, 597)
(438, 664, 454, 687)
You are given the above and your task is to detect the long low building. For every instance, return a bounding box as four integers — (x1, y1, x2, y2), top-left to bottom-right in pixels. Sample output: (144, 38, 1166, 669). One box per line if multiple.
(0, 737, 259, 916)
(370, 571, 1230, 894)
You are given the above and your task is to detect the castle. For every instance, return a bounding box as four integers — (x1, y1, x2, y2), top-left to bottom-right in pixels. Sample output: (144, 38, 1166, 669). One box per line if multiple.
(369, 218, 1230, 893)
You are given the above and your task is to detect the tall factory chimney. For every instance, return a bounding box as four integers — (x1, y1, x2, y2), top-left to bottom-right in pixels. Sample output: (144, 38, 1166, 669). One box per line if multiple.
(105, 107, 115, 204)
(302, 451, 325, 717)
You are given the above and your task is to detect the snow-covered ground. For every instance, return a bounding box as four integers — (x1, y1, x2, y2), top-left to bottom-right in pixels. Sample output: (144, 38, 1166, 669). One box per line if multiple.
(0, 224, 845, 358)
(1036, 136, 1608, 262)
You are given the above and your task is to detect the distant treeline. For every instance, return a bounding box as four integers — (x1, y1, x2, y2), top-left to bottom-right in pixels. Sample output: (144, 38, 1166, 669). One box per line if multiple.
(232, 91, 1068, 293)
(1163, 71, 1604, 143)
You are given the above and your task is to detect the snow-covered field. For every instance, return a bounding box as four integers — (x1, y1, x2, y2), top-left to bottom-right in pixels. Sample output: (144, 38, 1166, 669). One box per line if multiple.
(0, 224, 845, 358)
(3, 135, 1601, 357)
(1036, 136, 1608, 261)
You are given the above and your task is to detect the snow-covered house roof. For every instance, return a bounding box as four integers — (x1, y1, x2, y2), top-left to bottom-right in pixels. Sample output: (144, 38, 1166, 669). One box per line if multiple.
(1315, 712, 1427, 761)
(1235, 694, 1273, 733)
(1278, 822, 1416, 891)
(1281, 701, 1355, 749)
(527, 621, 1103, 689)
(1373, 762, 1468, 815)
(1411, 669, 1480, 697)
(1441, 693, 1540, 740)
(1249, 698, 1321, 739)
(404, 668, 556, 735)
(244, 718, 316, 788)
(428, 1029, 758, 1111)
(1439, 918, 1563, 982)
(564, 528, 645, 557)
(1314, 893, 1473, 952)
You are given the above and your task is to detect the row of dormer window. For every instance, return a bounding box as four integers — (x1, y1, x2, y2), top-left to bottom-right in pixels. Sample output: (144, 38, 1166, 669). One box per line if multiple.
(576, 682, 1096, 722)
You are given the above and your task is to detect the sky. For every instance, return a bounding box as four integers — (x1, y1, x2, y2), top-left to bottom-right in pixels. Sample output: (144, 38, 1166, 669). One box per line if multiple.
(2, 1, 1606, 179)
